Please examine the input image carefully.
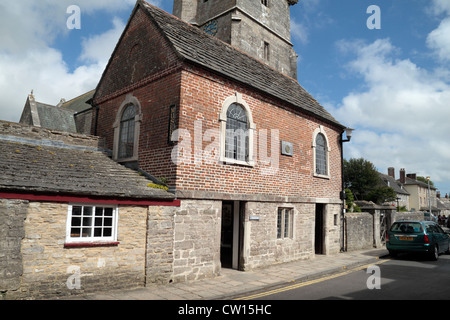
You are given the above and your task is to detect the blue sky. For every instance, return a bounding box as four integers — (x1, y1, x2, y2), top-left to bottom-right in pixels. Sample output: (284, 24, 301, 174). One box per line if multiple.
(1, 0, 450, 195)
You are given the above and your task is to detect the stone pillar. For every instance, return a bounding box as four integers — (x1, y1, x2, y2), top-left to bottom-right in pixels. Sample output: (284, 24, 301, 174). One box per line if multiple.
(0, 199, 28, 298)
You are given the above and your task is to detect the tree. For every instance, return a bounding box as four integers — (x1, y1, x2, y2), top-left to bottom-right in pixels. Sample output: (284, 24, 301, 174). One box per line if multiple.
(417, 176, 435, 187)
(343, 158, 380, 200)
(365, 185, 397, 205)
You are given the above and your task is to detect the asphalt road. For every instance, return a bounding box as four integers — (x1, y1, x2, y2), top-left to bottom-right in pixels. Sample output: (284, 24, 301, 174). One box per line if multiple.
(241, 253, 450, 300)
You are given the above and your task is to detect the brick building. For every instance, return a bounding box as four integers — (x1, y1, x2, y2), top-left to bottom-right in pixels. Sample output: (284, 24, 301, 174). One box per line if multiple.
(5, 0, 350, 298)
(91, 0, 347, 278)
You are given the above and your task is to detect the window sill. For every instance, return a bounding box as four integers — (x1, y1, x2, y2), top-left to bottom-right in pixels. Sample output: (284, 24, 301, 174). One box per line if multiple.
(64, 241, 119, 248)
(313, 173, 330, 180)
(220, 157, 255, 167)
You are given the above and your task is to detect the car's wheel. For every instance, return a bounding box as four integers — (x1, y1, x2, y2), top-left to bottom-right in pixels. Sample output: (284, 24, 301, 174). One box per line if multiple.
(429, 245, 439, 261)
(388, 250, 397, 258)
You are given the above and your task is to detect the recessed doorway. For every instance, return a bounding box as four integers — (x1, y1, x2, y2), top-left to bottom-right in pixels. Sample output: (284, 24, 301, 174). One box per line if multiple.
(220, 201, 244, 270)
(315, 203, 325, 254)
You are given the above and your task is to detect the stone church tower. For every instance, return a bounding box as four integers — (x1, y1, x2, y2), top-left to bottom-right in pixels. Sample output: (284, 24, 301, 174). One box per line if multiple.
(173, 0, 299, 79)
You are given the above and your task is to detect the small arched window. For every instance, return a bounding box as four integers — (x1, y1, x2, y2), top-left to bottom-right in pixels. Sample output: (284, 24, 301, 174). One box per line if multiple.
(225, 103, 249, 161)
(118, 104, 136, 159)
(315, 133, 327, 176)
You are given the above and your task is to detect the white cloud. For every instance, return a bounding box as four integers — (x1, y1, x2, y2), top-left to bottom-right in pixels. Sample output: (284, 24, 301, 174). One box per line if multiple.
(427, 17, 450, 62)
(291, 18, 309, 44)
(431, 0, 450, 16)
(79, 17, 126, 65)
(332, 37, 450, 189)
(0, 0, 137, 122)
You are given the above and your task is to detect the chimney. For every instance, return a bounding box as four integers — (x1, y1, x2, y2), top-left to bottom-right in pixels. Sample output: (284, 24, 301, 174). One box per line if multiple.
(400, 168, 406, 184)
(388, 167, 395, 179)
(56, 98, 66, 108)
(407, 173, 417, 180)
(437, 191, 441, 198)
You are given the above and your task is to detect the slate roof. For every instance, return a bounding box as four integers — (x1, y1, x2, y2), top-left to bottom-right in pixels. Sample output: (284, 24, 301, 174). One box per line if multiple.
(378, 172, 409, 195)
(139, 1, 344, 129)
(0, 123, 174, 200)
(35, 102, 78, 133)
(62, 90, 95, 113)
(403, 177, 437, 190)
(19, 95, 78, 133)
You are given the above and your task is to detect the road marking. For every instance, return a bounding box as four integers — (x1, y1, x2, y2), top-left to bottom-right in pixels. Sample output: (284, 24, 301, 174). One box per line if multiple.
(235, 259, 389, 300)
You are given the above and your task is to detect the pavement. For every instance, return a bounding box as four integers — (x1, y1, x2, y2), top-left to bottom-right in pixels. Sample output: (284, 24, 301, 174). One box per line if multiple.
(57, 246, 390, 300)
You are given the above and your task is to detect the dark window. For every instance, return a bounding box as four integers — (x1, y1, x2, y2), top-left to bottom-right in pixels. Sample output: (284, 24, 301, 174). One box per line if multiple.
(118, 104, 136, 159)
(315, 133, 327, 175)
(225, 103, 249, 161)
(277, 208, 293, 239)
(264, 42, 270, 60)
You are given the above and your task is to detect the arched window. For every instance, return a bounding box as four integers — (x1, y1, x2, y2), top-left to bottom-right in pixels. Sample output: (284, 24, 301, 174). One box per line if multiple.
(315, 133, 327, 176)
(113, 94, 142, 162)
(225, 103, 249, 161)
(118, 104, 136, 159)
(312, 126, 330, 178)
(219, 93, 256, 166)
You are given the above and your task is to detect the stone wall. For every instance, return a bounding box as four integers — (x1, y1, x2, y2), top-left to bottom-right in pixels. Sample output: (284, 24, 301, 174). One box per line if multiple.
(345, 212, 374, 251)
(242, 202, 342, 270)
(0, 200, 179, 300)
(146, 205, 175, 284)
(323, 204, 342, 255)
(172, 200, 222, 283)
(244, 202, 314, 269)
(15, 202, 149, 299)
(0, 199, 28, 297)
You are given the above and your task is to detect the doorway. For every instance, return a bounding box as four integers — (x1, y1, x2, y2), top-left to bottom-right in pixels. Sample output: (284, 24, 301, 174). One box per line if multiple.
(220, 201, 244, 270)
(315, 203, 325, 254)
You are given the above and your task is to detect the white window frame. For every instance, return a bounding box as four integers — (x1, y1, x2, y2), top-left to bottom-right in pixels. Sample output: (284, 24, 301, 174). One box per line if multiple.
(312, 125, 331, 179)
(65, 204, 119, 244)
(277, 208, 293, 239)
(219, 92, 256, 167)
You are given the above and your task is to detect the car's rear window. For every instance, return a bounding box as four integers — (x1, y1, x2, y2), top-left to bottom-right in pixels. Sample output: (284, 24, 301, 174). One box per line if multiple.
(390, 222, 423, 233)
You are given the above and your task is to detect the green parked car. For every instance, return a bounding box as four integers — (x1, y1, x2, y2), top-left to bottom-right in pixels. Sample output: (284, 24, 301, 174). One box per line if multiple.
(387, 221, 450, 260)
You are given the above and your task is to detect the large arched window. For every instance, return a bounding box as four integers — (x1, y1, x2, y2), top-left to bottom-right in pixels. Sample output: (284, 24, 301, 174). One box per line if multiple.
(312, 126, 331, 178)
(118, 104, 136, 159)
(219, 93, 256, 166)
(113, 94, 142, 162)
(225, 103, 248, 161)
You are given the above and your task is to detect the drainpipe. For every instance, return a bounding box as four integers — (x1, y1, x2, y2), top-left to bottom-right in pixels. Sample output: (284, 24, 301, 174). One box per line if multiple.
(86, 98, 99, 136)
(340, 128, 354, 252)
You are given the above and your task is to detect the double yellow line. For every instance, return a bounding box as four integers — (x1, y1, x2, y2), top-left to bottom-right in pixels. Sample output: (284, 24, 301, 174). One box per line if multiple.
(235, 259, 389, 300)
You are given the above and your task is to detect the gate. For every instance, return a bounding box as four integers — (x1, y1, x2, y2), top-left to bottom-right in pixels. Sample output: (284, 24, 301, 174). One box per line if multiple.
(380, 212, 387, 244)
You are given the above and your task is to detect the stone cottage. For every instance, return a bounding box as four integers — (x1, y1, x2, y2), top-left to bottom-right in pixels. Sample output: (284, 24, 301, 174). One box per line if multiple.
(91, 0, 348, 278)
(0, 121, 179, 299)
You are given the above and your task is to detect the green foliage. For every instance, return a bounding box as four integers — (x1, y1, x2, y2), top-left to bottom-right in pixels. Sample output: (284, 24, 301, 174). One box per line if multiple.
(147, 183, 169, 191)
(365, 185, 397, 205)
(343, 158, 379, 200)
(416, 176, 434, 187)
(344, 188, 361, 212)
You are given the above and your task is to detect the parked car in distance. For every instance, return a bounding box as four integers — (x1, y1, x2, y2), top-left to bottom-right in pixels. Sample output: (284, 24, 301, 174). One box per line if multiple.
(387, 221, 450, 260)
